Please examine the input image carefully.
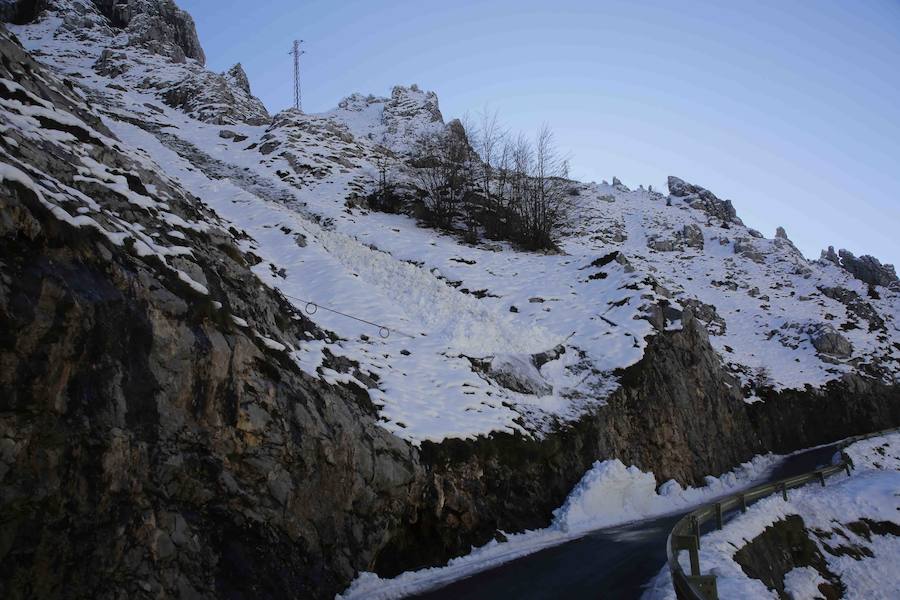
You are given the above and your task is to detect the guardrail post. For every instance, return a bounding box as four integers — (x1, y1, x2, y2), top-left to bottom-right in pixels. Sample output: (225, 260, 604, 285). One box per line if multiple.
(740, 494, 747, 513)
(686, 575, 719, 600)
(673, 535, 702, 577)
(816, 470, 826, 486)
(691, 515, 701, 547)
(780, 482, 788, 501)
(844, 463, 852, 476)
(715, 503, 723, 530)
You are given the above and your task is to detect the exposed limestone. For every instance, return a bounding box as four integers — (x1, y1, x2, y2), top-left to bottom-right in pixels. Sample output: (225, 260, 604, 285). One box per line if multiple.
(678, 223, 705, 250)
(223, 62, 251, 94)
(93, 0, 206, 65)
(734, 237, 766, 263)
(668, 175, 742, 225)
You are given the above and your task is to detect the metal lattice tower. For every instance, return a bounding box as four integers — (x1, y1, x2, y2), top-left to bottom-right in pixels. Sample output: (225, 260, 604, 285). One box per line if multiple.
(290, 40, 305, 112)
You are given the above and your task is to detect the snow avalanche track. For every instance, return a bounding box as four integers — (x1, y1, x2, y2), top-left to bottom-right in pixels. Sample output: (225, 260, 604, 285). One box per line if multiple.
(98, 104, 653, 443)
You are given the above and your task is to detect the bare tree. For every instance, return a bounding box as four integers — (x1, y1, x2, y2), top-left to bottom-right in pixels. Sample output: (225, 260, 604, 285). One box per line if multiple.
(411, 123, 472, 230)
(518, 124, 570, 249)
(410, 109, 573, 250)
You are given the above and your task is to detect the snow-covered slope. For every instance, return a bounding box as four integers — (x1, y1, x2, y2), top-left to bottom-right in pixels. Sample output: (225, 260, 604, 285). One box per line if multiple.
(5, 0, 899, 446)
(644, 432, 900, 600)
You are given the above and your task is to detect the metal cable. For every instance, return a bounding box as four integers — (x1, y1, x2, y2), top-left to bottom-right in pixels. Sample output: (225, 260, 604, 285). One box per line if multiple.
(280, 292, 419, 340)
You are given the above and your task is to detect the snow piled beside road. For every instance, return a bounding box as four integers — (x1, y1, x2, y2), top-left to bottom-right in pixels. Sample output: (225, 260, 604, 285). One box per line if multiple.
(339, 453, 780, 599)
(554, 455, 779, 533)
(643, 432, 900, 600)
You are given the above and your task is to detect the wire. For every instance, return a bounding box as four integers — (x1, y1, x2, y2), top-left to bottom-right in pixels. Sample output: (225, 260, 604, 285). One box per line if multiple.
(280, 292, 419, 340)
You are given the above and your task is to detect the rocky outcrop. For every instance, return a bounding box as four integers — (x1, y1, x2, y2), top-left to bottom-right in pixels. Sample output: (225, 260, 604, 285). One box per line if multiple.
(733, 515, 843, 600)
(668, 175, 742, 225)
(93, 0, 205, 64)
(821, 246, 898, 289)
(678, 223, 705, 250)
(818, 286, 885, 332)
(158, 68, 271, 126)
(4, 1, 270, 126)
(224, 62, 251, 94)
(807, 324, 853, 358)
(734, 236, 766, 263)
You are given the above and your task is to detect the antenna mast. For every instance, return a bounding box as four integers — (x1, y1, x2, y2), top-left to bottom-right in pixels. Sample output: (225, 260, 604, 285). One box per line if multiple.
(290, 39, 305, 111)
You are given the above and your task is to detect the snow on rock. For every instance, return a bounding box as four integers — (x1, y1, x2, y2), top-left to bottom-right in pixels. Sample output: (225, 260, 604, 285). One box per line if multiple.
(12, 0, 269, 125)
(821, 245, 900, 290)
(783, 567, 828, 599)
(326, 84, 445, 154)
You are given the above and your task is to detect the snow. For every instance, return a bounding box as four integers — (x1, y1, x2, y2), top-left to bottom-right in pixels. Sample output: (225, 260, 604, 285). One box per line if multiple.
(783, 567, 828, 600)
(339, 453, 781, 599)
(7, 0, 900, 446)
(553, 454, 779, 533)
(643, 432, 900, 600)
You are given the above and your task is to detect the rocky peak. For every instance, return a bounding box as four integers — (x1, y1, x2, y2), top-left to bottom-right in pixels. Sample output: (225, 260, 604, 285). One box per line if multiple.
(667, 175, 742, 225)
(386, 84, 443, 124)
(327, 84, 445, 154)
(224, 62, 251, 94)
(821, 246, 899, 289)
(92, 0, 205, 64)
(775, 226, 790, 241)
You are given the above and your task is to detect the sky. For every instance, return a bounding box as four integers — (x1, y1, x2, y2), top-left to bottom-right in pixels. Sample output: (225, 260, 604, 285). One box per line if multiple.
(179, 0, 900, 266)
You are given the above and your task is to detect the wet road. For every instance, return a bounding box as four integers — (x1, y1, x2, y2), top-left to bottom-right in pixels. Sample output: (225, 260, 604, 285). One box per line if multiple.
(411, 442, 841, 600)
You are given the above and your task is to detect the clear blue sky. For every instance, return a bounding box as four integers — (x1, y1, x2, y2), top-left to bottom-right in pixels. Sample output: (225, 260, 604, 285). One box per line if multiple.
(180, 0, 900, 266)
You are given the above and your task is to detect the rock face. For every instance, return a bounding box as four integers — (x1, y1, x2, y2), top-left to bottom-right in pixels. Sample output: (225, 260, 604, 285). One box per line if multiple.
(668, 175, 742, 225)
(678, 223, 705, 250)
(4, 0, 270, 126)
(93, 0, 205, 64)
(0, 29, 421, 599)
(157, 67, 271, 126)
(224, 62, 251, 94)
(821, 246, 898, 289)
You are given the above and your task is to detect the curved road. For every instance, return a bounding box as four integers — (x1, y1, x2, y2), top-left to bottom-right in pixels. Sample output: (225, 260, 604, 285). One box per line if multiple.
(411, 442, 841, 600)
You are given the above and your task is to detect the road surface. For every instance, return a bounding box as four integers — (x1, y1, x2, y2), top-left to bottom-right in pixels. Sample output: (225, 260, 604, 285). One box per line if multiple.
(411, 442, 841, 599)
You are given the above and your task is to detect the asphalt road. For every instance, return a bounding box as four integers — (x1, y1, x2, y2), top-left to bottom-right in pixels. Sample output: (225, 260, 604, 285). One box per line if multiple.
(410, 442, 841, 600)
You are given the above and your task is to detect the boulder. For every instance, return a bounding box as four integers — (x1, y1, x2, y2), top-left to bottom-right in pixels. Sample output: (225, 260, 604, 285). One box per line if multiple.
(677, 223, 705, 250)
(808, 324, 853, 358)
(733, 237, 766, 263)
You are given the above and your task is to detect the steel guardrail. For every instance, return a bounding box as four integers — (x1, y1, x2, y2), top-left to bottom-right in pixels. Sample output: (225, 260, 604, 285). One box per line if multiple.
(666, 427, 900, 600)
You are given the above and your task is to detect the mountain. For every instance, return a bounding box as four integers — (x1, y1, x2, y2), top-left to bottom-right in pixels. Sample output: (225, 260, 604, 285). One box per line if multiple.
(1, 1, 898, 598)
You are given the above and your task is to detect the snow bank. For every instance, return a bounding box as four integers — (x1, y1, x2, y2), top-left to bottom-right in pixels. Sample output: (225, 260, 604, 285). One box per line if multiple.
(553, 454, 778, 533)
(339, 453, 780, 599)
